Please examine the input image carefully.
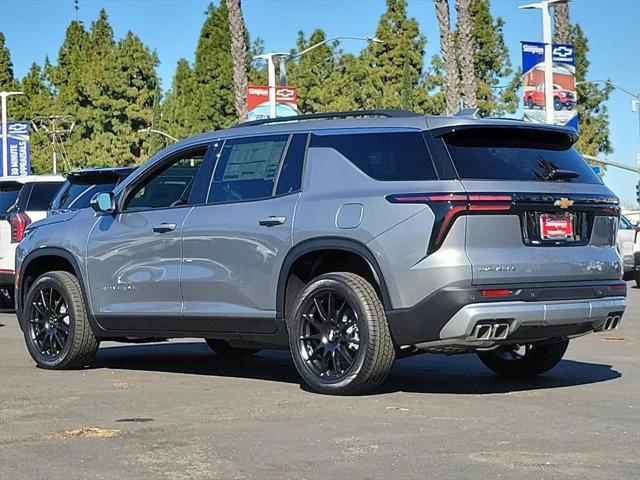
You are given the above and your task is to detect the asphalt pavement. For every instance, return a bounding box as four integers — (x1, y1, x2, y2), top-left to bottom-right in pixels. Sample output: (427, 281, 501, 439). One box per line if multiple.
(1, 285, 638, 480)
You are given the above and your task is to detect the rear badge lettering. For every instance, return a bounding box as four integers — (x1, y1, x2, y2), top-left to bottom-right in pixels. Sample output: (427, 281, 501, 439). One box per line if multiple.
(477, 265, 516, 272)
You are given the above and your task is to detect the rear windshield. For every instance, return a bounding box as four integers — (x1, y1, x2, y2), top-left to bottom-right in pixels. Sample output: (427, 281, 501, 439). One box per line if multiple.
(53, 181, 118, 211)
(311, 131, 437, 181)
(443, 128, 602, 184)
(0, 184, 21, 213)
(26, 183, 63, 211)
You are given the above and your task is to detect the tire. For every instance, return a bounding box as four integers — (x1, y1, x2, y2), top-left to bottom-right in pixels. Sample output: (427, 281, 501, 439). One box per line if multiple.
(527, 97, 534, 109)
(287, 272, 395, 395)
(22, 271, 99, 369)
(205, 339, 260, 357)
(477, 340, 569, 377)
(554, 98, 563, 111)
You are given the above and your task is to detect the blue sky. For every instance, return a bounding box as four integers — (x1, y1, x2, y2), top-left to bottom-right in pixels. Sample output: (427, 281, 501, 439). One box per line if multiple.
(1, 0, 639, 206)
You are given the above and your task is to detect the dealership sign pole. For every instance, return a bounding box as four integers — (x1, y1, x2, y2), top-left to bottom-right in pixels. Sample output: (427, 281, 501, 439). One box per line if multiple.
(1, 91, 24, 177)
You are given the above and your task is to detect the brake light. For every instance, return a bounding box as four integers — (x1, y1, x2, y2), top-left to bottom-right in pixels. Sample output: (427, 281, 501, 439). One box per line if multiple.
(387, 193, 513, 252)
(9, 213, 31, 243)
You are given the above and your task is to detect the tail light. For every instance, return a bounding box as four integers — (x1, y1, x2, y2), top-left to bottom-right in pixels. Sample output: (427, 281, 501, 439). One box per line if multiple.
(386, 193, 513, 253)
(9, 213, 31, 243)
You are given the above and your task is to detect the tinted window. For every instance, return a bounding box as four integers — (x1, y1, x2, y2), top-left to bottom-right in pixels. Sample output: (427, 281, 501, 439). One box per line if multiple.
(444, 128, 602, 184)
(0, 184, 21, 213)
(124, 149, 206, 211)
(27, 183, 63, 211)
(54, 181, 118, 211)
(310, 131, 437, 181)
(276, 134, 307, 195)
(209, 135, 287, 203)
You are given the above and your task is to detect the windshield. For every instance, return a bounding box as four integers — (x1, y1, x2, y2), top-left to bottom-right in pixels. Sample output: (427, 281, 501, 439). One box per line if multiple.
(54, 181, 118, 211)
(443, 128, 602, 184)
(0, 184, 21, 213)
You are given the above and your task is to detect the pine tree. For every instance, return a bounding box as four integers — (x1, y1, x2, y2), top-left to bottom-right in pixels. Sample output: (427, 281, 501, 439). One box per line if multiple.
(361, 0, 426, 110)
(191, 2, 235, 132)
(0, 32, 16, 90)
(162, 58, 197, 140)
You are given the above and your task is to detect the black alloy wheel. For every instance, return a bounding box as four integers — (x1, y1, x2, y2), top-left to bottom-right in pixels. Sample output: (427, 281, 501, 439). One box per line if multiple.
(297, 290, 361, 380)
(28, 285, 70, 360)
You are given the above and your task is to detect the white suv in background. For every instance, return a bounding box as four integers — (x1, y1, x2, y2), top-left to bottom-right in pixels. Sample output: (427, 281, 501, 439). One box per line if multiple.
(0, 175, 64, 308)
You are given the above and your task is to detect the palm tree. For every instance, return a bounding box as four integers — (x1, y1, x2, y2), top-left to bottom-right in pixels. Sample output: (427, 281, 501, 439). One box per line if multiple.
(226, 0, 248, 120)
(434, 0, 460, 114)
(553, 3, 571, 43)
(455, 0, 477, 109)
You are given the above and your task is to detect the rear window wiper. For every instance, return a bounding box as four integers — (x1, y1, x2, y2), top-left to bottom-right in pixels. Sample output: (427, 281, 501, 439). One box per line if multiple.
(541, 169, 580, 181)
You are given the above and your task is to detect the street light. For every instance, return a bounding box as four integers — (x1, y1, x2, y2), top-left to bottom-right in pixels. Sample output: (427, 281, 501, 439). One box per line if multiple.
(138, 127, 179, 143)
(254, 36, 382, 119)
(0, 91, 24, 177)
(519, 0, 570, 125)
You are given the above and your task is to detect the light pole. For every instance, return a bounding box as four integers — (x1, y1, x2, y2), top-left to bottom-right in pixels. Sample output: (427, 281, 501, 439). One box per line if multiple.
(1, 91, 24, 177)
(519, 0, 570, 125)
(138, 127, 179, 143)
(254, 36, 382, 119)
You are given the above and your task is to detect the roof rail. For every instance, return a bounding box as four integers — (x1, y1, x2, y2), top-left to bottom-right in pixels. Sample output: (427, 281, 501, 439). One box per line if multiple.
(454, 108, 481, 118)
(234, 109, 421, 128)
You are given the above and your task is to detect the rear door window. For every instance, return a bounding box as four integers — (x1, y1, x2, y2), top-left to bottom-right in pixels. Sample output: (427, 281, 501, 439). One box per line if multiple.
(26, 183, 63, 211)
(443, 128, 602, 184)
(310, 131, 437, 181)
(0, 183, 22, 213)
(208, 135, 288, 203)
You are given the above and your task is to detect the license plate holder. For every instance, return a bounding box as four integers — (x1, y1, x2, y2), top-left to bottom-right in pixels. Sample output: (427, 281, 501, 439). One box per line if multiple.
(540, 213, 575, 240)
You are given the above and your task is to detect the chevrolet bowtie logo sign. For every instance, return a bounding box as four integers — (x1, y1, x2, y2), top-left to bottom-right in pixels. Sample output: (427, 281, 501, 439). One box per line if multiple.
(554, 198, 574, 209)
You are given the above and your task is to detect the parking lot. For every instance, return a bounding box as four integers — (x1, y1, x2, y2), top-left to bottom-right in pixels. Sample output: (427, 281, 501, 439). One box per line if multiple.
(0, 285, 637, 480)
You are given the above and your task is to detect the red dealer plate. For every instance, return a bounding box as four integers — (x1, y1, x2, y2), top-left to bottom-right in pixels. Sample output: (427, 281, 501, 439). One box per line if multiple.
(540, 214, 574, 240)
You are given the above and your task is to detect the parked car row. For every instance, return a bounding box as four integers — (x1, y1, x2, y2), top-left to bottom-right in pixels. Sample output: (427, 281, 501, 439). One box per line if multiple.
(9, 109, 631, 395)
(0, 168, 134, 308)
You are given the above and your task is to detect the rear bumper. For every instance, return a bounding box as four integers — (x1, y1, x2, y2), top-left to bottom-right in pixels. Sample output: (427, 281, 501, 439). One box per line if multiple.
(386, 280, 627, 347)
(436, 296, 625, 347)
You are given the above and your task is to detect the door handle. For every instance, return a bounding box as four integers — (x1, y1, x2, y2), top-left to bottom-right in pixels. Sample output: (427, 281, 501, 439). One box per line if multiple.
(152, 223, 177, 233)
(258, 216, 286, 227)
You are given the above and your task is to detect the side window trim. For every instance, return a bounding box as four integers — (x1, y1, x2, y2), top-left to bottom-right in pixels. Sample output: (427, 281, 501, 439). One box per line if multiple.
(118, 144, 211, 213)
(187, 140, 223, 206)
(271, 134, 293, 197)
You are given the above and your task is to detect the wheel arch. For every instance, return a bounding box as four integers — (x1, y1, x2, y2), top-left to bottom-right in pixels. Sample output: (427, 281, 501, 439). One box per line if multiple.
(276, 237, 392, 320)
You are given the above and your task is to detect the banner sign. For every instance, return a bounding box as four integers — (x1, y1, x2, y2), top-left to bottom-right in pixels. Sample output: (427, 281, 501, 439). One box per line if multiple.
(246, 85, 298, 121)
(521, 41, 577, 129)
(0, 121, 31, 176)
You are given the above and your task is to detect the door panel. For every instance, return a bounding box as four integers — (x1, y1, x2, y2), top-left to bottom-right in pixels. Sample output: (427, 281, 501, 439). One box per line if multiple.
(181, 194, 299, 332)
(86, 208, 192, 323)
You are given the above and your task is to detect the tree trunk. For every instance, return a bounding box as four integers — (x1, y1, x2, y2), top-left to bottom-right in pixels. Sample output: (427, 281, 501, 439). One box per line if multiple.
(434, 0, 460, 114)
(554, 3, 571, 44)
(226, 0, 248, 120)
(455, 0, 477, 109)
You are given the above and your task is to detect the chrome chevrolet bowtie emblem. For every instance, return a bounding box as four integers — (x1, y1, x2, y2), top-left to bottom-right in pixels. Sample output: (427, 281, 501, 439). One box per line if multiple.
(554, 197, 574, 209)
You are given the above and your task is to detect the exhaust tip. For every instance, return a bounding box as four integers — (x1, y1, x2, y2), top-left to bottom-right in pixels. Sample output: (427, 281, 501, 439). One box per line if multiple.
(611, 315, 621, 330)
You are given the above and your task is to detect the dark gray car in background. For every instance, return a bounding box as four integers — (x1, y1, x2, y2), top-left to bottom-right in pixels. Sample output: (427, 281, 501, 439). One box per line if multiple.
(14, 110, 626, 395)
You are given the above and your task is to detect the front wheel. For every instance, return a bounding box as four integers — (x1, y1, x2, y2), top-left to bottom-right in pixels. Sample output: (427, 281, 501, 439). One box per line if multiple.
(23, 271, 99, 369)
(287, 272, 395, 395)
(477, 340, 569, 377)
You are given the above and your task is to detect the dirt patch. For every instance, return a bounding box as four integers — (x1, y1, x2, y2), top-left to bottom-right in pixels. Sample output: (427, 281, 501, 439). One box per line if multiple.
(50, 427, 121, 440)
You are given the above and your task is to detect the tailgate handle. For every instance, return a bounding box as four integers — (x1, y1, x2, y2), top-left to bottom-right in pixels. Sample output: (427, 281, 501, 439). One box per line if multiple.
(259, 216, 286, 227)
(152, 223, 177, 233)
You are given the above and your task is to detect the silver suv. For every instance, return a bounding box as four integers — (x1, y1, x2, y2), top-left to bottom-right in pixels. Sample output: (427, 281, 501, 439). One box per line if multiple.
(15, 110, 626, 395)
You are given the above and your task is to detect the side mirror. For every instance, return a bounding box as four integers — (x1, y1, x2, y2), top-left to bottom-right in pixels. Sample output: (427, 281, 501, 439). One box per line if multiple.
(90, 191, 117, 214)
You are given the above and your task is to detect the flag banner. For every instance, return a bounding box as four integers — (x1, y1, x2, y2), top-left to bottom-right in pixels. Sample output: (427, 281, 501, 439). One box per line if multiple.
(0, 121, 31, 177)
(246, 85, 298, 121)
(521, 41, 578, 130)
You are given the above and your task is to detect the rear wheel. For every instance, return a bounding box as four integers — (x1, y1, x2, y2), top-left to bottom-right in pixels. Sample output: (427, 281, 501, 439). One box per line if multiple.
(23, 271, 99, 369)
(287, 272, 395, 395)
(205, 339, 260, 357)
(477, 340, 569, 377)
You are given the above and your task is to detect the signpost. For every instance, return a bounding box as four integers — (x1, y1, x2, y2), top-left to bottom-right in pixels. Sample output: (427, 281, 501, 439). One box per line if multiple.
(0, 121, 31, 177)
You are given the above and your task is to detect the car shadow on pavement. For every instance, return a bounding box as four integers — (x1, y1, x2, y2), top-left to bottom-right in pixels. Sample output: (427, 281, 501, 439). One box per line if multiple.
(92, 341, 621, 396)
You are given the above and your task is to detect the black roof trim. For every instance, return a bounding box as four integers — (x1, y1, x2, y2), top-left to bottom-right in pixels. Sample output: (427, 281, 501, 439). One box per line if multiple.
(234, 109, 422, 128)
